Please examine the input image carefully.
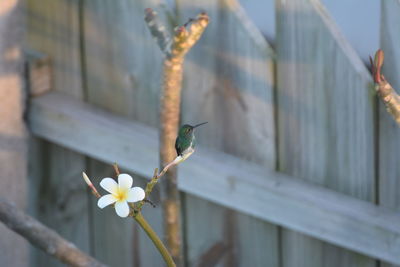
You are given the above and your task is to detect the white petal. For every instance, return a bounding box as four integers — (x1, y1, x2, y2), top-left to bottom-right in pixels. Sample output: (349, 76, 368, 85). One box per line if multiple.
(127, 187, 145, 202)
(100, 178, 118, 193)
(118, 173, 133, 189)
(97, 194, 117, 209)
(115, 201, 130, 217)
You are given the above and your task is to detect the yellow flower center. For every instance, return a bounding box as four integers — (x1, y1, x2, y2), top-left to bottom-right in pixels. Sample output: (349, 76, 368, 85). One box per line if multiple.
(114, 188, 128, 202)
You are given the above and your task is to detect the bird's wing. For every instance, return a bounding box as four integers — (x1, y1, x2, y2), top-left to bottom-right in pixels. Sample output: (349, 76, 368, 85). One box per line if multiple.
(175, 137, 182, 156)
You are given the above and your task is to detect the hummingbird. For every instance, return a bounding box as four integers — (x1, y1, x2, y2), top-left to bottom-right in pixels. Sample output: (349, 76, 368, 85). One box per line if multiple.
(158, 122, 208, 177)
(175, 122, 208, 161)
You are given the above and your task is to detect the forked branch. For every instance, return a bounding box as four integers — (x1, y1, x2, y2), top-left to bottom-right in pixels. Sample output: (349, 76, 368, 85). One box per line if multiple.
(145, 8, 209, 265)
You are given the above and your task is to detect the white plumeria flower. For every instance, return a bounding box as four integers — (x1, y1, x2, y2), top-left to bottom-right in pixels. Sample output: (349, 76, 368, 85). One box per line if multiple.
(97, 174, 145, 217)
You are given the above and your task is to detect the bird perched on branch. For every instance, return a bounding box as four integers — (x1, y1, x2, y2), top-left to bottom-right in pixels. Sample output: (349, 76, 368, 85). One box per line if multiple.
(159, 122, 208, 177)
(175, 122, 207, 161)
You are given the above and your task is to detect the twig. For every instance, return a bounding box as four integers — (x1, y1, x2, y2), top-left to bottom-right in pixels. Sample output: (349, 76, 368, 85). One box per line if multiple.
(82, 172, 101, 198)
(0, 198, 107, 267)
(143, 199, 156, 208)
(135, 168, 159, 211)
(370, 49, 400, 125)
(113, 163, 120, 176)
(145, 9, 209, 264)
(135, 157, 183, 211)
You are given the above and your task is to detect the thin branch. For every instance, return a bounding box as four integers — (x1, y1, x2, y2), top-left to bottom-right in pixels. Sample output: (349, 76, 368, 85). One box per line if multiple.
(82, 172, 101, 198)
(113, 163, 120, 176)
(0, 198, 107, 267)
(371, 49, 400, 125)
(135, 156, 183, 211)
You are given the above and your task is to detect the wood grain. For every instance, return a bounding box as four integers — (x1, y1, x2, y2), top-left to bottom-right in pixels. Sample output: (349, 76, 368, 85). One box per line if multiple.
(177, 0, 277, 265)
(23, 1, 400, 266)
(25, 1, 88, 266)
(276, 0, 376, 266)
(380, 1, 400, 266)
(29, 91, 400, 265)
(81, 0, 164, 265)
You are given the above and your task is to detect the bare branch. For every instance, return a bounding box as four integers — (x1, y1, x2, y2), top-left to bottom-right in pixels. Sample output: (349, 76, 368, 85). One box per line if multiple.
(0, 198, 107, 267)
(135, 156, 184, 212)
(113, 163, 120, 176)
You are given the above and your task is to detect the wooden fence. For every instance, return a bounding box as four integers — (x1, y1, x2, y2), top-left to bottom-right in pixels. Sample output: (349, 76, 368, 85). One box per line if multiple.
(1, 0, 400, 266)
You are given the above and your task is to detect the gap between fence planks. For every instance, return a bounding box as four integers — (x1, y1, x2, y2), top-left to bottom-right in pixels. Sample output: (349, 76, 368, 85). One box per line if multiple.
(27, 91, 400, 264)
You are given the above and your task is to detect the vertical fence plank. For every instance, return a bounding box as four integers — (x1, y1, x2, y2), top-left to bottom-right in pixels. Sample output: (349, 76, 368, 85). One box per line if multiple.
(82, 0, 164, 266)
(380, 1, 400, 266)
(276, 0, 376, 267)
(0, 1, 28, 266)
(178, 0, 278, 266)
(25, 1, 89, 266)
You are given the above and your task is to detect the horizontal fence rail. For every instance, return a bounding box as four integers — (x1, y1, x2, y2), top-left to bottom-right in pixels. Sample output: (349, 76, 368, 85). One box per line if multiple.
(28, 91, 400, 265)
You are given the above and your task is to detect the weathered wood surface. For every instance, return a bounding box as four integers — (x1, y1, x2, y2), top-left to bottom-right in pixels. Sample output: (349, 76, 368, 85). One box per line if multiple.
(25, 1, 89, 266)
(29, 91, 400, 265)
(22, 1, 400, 266)
(82, 0, 164, 266)
(0, 1, 28, 266)
(276, 0, 376, 267)
(380, 1, 400, 266)
(177, 0, 277, 265)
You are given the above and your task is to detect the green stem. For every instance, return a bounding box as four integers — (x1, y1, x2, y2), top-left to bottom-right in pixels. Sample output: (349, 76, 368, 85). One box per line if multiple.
(133, 212, 176, 267)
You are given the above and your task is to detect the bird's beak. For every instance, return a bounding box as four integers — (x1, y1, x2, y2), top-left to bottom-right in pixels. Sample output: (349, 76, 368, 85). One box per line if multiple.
(193, 122, 208, 128)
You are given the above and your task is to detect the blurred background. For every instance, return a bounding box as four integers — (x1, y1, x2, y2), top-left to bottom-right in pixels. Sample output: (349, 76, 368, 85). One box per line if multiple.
(1, 0, 399, 266)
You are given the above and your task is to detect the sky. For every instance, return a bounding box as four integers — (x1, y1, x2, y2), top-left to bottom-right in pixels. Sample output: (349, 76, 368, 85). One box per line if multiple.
(239, 0, 380, 61)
